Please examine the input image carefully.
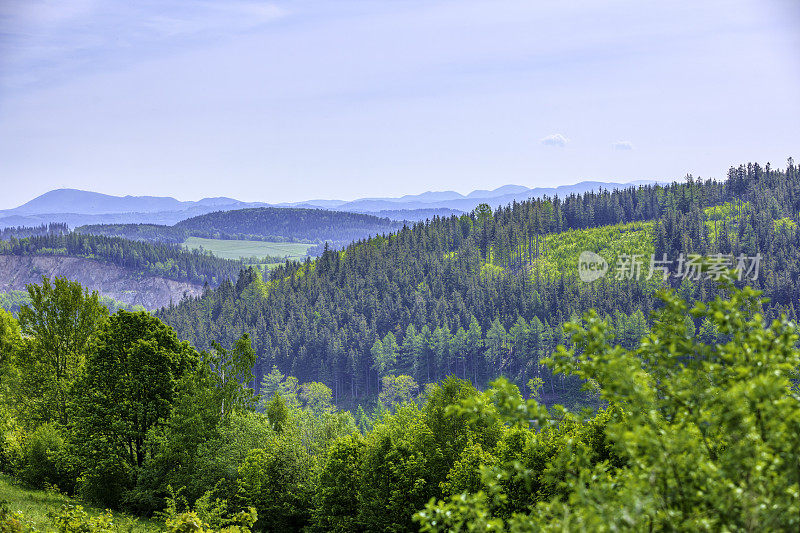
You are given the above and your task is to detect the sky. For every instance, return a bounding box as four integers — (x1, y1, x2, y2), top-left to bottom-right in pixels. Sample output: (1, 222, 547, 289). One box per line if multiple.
(0, 0, 799, 209)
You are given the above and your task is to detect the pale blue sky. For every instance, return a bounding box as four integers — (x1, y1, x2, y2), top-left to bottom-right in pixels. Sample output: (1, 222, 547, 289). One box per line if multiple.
(1, 0, 798, 208)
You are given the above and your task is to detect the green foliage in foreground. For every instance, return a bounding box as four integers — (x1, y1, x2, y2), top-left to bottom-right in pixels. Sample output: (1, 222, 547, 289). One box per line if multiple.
(0, 474, 159, 532)
(17, 277, 109, 429)
(0, 290, 143, 318)
(74, 311, 198, 507)
(2, 275, 799, 531)
(416, 280, 800, 531)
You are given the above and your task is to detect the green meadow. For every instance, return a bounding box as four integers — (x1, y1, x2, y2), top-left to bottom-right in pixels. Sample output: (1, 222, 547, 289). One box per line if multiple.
(0, 475, 160, 532)
(183, 237, 313, 261)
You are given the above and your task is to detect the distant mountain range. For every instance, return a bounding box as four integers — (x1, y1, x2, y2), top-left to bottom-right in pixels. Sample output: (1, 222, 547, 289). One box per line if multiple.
(9, 188, 245, 216)
(292, 180, 666, 213)
(0, 179, 671, 229)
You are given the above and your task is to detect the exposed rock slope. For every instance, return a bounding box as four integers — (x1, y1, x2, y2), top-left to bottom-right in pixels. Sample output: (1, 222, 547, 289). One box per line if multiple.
(0, 255, 203, 310)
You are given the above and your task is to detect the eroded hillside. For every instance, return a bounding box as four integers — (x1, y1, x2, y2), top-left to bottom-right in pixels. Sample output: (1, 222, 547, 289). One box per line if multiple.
(0, 255, 203, 309)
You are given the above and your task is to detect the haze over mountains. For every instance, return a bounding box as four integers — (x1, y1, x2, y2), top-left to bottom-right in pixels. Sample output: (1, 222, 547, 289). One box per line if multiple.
(0, 179, 668, 229)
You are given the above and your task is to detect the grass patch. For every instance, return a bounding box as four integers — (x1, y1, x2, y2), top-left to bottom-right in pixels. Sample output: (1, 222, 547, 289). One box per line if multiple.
(183, 237, 313, 261)
(774, 216, 797, 232)
(246, 262, 284, 274)
(0, 474, 160, 532)
(703, 200, 750, 220)
(484, 222, 655, 282)
(528, 222, 655, 281)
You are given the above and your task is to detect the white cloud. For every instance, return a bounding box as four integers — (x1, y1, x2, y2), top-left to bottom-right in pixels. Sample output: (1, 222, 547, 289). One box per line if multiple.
(541, 133, 568, 147)
(613, 140, 634, 150)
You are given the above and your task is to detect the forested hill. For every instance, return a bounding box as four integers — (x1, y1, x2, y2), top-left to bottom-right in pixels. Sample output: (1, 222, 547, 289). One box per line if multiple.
(0, 222, 69, 240)
(157, 159, 800, 406)
(78, 207, 403, 247)
(0, 232, 243, 286)
(176, 207, 402, 243)
(75, 223, 188, 244)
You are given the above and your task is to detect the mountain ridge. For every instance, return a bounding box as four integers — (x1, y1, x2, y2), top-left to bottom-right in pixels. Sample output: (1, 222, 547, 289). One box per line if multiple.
(1, 179, 671, 229)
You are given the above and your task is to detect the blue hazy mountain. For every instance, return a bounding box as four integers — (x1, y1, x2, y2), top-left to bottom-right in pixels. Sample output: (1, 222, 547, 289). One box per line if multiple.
(11, 189, 256, 215)
(0, 179, 670, 229)
(0, 189, 270, 228)
(323, 180, 669, 213)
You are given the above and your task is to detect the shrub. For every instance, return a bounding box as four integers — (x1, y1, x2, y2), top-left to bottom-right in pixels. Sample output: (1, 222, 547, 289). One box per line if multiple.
(0, 500, 29, 533)
(160, 487, 257, 533)
(236, 436, 314, 532)
(48, 505, 114, 533)
(20, 423, 71, 491)
(0, 417, 24, 475)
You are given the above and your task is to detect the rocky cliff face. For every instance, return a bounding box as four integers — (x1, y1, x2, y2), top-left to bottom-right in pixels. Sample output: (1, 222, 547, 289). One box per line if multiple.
(0, 255, 204, 310)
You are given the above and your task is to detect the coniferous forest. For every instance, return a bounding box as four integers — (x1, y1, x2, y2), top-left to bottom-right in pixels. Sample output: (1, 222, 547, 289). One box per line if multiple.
(76, 207, 401, 249)
(156, 160, 800, 405)
(0, 224, 70, 241)
(1, 160, 799, 532)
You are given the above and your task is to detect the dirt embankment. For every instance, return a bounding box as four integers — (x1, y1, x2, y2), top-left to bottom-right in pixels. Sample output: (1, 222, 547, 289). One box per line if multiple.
(0, 255, 204, 310)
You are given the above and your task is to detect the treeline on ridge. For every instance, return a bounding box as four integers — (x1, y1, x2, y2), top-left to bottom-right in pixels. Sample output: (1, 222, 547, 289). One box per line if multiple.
(75, 223, 189, 244)
(0, 223, 69, 241)
(0, 232, 244, 286)
(77, 207, 404, 249)
(156, 159, 800, 406)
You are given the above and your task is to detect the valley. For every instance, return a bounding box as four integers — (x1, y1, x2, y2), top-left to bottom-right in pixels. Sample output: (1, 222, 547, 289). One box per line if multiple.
(1, 1, 796, 529)
(3, 160, 798, 532)
(182, 237, 313, 262)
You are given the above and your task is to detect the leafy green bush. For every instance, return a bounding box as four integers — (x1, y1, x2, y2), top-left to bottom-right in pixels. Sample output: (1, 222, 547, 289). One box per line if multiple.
(0, 416, 23, 476)
(311, 434, 365, 532)
(357, 402, 440, 532)
(159, 487, 256, 533)
(416, 281, 800, 531)
(439, 440, 496, 497)
(188, 412, 275, 506)
(47, 505, 114, 533)
(0, 500, 29, 533)
(235, 435, 314, 532)
(20, 423, 71, 491)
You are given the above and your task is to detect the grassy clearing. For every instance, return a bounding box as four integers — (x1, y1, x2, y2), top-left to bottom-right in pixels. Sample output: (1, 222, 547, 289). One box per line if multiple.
(703, 200, 750, 220)
(527, 221, 655, 281)
(774, 216, 798, 232)
(702, 200, 797, 246)
(183, 237, 313, 261)
(480, 221, 655, 281)
(0, 474, 160, 532)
